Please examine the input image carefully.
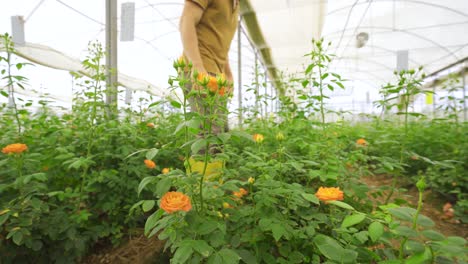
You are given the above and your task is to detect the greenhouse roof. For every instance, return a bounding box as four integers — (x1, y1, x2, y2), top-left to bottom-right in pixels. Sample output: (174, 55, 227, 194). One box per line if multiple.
(242, 0, 468, 89)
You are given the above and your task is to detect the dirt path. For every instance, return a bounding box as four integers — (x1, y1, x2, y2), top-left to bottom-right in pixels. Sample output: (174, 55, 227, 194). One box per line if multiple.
(82, 229, 167, 264)
(362, 174, 467, 239)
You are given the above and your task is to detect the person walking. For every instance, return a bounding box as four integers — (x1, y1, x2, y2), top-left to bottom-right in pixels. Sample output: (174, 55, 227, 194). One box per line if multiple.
(179, 0, 240, 178)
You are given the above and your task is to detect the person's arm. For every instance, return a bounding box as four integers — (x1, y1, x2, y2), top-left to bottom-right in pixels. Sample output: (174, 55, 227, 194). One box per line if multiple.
(224, 57, 234, 83)
(180, 1, 206, 74)
(224, 57, 234, 94)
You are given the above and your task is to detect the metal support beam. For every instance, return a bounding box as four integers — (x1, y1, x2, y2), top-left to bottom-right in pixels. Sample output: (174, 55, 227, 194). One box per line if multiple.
(264, 69, 268, 118)
(106, 0, 118, 112)
(254, 52, 259, 116)
(237, 19, 243, 128)
(463, 64, 467, 122)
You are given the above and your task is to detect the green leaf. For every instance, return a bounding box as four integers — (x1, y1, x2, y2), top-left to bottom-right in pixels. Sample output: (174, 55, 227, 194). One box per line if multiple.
(421, 230, 445, 241)
(258, 218, 273, 231)
(446, 236, 466, 246)
(142, 200, 155, 212)
(393, 226, 418, 238)
(172, 243, 194, 264)
(313, 234, 345, 262)
(415, 214, 435, 227)
(196, 219, 218, 235)
(144, 209, 164, 236)
(12, 231, 23, 245)
(289, 251, 304, 263)
(406, 240, 425, 253)
(301, 193, 319, 204)
(191, 138, 207, 155)
(207, 253, 223, 264)
(170, 100, 182, 109)
(138, 176, 157, 196)
(0, 213, 10, 225)
(328, 201, 355, 210)
(388, 207, 413, 222)
(217, 133, 231, 143)
(305, 64, 314, 74)
(406, 247, 432, 264)
(218, 248, 241, 264)
(23, 173, 47, 184)
(145, 148, 159, 160)
(341, 213, 366, 228)
(236, 249, 256, 264)
(155, 177, 172, 197)
(191, 240, 214, 257)
(271, 223, 288, 242)
(368, 222, 384, 242)
(321, 73, 329, 79)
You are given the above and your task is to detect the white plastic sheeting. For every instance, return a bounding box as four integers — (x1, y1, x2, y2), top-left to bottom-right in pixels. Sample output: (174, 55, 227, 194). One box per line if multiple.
(244, 0, 468, 89)
(0, 40, 177, 101)
(244, 0, 327, 74)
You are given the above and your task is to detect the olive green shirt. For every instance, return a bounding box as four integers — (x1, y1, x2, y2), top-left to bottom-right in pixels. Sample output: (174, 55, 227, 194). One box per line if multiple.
(186, 0, 239, 74)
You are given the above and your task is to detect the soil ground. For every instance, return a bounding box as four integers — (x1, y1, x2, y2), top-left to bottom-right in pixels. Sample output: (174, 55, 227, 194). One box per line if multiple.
(83, 175, 467, 263)
(361, 174, 467, 238)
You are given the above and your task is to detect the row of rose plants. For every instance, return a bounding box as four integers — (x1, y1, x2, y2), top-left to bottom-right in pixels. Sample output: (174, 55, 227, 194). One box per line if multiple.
(136, 52, 466, 263)
(0, 34, 466, 263)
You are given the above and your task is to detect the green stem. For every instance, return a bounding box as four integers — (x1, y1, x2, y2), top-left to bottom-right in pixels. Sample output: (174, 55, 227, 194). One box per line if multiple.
(77, 57, 101, 210)
(399, 179, 424, 260)
(318, 67, 326, 128)
(5, 39, 22, 136)
(16, 155, 23, 178)
(198, 102, 214, 212)
(385, 90, 410, 204)
(183, 92, 192, 174)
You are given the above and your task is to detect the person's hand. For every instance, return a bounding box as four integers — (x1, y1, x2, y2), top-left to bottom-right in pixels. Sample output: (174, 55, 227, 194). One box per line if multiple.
(191, 63, 207, 78)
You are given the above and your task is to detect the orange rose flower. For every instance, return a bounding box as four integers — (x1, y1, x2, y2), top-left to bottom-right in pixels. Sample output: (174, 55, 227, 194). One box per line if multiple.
(2, 143, 28, 154)
(197, 72, 209, 84)
(162, 168, 170, 174)
(218, 86, 226, 96)
(253, 134, 264, 143)
(315, 187, 344, 202)
(207, 76, 218, 93)
(144, 159, 156, 169)
(146, 123, 155, 128)
(160, 192, 192, 214)
(233, 188, 248, 198)
(356, 138, 368, 146)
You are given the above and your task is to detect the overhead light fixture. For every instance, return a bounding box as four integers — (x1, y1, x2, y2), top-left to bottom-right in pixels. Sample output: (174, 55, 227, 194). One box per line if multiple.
(356, 32, 369, 48)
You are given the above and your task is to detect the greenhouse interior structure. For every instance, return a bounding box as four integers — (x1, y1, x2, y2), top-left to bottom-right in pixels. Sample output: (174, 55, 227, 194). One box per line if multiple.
(0, 0, 467, 263)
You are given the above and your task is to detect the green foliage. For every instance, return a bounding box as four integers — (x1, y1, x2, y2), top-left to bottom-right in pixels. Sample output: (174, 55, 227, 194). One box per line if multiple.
(0, 39, 185, 262)
(1, 34, 466, 263)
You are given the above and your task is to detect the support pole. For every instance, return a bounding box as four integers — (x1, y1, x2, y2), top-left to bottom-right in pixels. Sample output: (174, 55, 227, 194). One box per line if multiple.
(106, 0, 118, 113)
(237, 19, 243, 128)
(463, 65, 467, 122)
(270, 80, 274, 114)
(264, 69, 268, 118)
(254, 52, 259, 116)
(432, 86, 436, 119)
